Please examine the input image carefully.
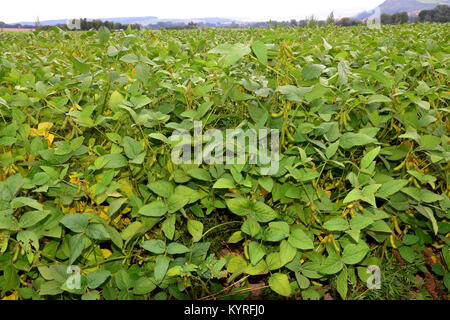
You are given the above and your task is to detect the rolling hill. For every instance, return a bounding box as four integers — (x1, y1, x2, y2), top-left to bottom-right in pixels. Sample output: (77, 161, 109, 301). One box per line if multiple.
(355, 0, 449, 19)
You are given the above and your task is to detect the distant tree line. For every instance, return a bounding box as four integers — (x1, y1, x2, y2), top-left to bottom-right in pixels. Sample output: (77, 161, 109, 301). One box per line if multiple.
(36, 18, 141, 31)
(380, 12, 410, 24)
(418, 5, 450, 22)
(379, 5, 450, 24)
(0, 21, 34, 29)
(1, 5, 448, 32)
(286, 4, 449, 28)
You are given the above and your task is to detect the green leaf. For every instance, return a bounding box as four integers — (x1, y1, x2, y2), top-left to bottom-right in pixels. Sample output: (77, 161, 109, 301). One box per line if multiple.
(147, 181, 174, 198)
(277, 85, 311, 102)
(302, 64, 325, 80)
(241, 216, 261, 238)
(280, 240, 297, 266)
(0, 213, 19, 231)
(354, 68, 392, 89)
(349, 216, 374, 230)
(174, 185, 200, 204)
(343, 184, 381, 207)
(11, 197, 43, 211)
(323, 218, 349, 232)
(415, 205, 438, 235)
(139, 200, 167, 217)
(167, 243, 190, 255)
(249, 241, 266, 266)
(319, 250, 343, 275)
(368, 220, 391, 233)
(86, 224, 110, 240)
(258, 176, 274, 192)
(251, 41, 268, 65)
(377, 180, 409, 198)
(263, 221, 290, 242)
(336, 269, 348, 300)
(116, 270, 132, 290)
(226, 198, 251, 216)
(228, 231, 244, 244)
(107, 198, 127, 218)
(209, 43, 251, 67)
(82, 291, 100, 300)
(154, 255, 170, 284)
(133, 277, 156, 295)
(295, 271, 310, 289)
(187, 220, 203, 243)
(196, 101, 214, 118)
(360, 147, 380, 169)
(70, 56, 90, 74)
(55, 143, 73, 156)
(19, 210, 49, 229)
(227, 255, 247, 273)
(345, 229, 361, 242)
(288, 229, 314, 250)
(326, 141, 340, 159)
(167, 193, 189, 213)
(123, 136, 142, 160)
(102, 154, 128, 169)
(213, 177, 235, 189)
(367, 95, 391, 104)
(69, 234, 85, 264)
(401, 187, 443, 203)
(141, 240, 166, 254)
(107, 45, 119, 56)
(98, 26, 110, 43)
(421, 135, 441, 149)
(120, 54, 139, 63)
(268, 273, 291, 297)
(161, 215, 176, 240)
(187, 168, 212, 181)
(87, 270, 111, 289)
(342, 242, 369, 265)
(135, 63, 150, 83)
(398, 246, 416, 263)
(340, 133, 377, 150)
(60, 214, 89, 233)
(39, 280, 63, 296)
(250, 202, 278, 223)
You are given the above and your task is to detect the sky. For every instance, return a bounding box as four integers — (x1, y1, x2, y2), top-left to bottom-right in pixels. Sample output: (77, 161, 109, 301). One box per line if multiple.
(1, 0, 386, 23)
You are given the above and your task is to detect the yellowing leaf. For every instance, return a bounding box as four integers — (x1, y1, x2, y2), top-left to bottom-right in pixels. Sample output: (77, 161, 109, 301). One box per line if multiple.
(2, 292, 18, 300)
(101, 249, 112, 259)
(38, 122, 54, 132)
(119, 179, 134, 196)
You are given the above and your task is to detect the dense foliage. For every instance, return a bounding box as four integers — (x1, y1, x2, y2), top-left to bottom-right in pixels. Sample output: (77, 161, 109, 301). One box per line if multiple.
(419, 5, 450, 23)
(0, 23, 449, 300)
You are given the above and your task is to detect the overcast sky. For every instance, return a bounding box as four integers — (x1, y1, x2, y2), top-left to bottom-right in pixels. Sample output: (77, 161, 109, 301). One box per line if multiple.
(1, 0, 386, 23)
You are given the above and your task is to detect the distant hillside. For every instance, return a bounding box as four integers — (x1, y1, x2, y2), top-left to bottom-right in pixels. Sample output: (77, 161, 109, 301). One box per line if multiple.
(14, 16, 158, 26)
(355, 0, 450, 19)
(11, 16, 242, 27)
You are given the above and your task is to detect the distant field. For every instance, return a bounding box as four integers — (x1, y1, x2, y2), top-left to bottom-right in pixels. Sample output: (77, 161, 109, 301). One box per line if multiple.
(0, 28, 35, 32)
